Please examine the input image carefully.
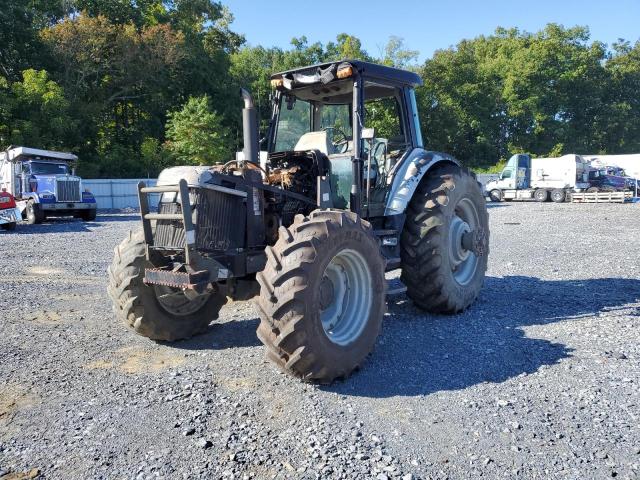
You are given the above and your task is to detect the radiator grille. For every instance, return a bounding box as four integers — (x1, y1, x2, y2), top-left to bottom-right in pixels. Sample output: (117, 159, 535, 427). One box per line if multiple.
(56, 179, 81, 202)
(153, 187, 245, 253)
(195, 188, 245, 252)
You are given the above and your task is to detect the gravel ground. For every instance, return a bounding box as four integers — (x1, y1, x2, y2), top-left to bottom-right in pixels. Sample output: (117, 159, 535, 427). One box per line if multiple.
(0, 202, 638, 480)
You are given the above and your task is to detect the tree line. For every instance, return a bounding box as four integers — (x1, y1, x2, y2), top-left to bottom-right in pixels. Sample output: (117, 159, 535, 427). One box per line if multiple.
(1, 1, 639, 177)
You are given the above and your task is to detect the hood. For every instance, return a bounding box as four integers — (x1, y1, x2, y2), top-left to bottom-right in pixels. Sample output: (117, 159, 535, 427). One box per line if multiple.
(601, 175, 626, 187)
(157, 166, 214, 187)
(30, 174, 81, 194)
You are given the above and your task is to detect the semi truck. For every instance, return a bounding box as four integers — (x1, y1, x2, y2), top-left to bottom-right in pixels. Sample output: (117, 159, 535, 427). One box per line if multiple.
(485, 153, 590, 202)
(585, 155, 640, 195)
(0, 146, 97, 223)
(584, 154, 640, 180)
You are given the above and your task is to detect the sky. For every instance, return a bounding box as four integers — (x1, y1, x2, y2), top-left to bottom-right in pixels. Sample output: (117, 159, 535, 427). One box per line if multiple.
(224, 0, 640, 62)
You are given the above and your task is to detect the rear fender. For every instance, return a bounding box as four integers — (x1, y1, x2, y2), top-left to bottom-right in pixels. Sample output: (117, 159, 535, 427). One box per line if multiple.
(384, 148, 460, 216)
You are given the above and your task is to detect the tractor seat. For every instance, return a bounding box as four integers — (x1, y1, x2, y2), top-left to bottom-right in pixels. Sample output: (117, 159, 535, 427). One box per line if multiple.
(295, 131, 332, 155)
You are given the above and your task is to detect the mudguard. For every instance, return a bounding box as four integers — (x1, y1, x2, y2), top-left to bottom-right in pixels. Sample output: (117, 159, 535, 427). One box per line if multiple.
(384, 148, 460, 215)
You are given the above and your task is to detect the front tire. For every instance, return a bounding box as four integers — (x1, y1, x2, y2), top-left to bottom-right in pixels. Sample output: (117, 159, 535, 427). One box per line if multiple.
(25, 201, 44, 224)
(80, 209, 97, 221)
(255, 210, 385, 384)
(400, 164, 489, 313)
(107, 230, 226, 341)
(489, 189, 502, 202)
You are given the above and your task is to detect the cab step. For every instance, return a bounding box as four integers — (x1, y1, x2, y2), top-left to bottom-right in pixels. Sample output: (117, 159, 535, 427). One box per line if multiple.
(386, 279, 407, 296)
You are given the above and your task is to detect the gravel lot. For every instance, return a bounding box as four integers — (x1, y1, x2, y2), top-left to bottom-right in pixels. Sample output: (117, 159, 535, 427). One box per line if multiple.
(1, 202, 639, 479)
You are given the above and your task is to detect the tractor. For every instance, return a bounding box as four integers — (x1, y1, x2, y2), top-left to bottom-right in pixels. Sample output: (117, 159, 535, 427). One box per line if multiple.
(107, 60, 489, 383)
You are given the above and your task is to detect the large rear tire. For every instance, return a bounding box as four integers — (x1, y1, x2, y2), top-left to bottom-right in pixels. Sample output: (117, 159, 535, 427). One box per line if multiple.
(107, 230, 226, 341)
(254, 210, 386, 384)
(400, 164, 489, 313)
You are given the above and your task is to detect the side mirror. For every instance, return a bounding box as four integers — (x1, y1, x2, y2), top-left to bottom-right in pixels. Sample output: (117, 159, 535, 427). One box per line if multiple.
(361, 127, 375, 140)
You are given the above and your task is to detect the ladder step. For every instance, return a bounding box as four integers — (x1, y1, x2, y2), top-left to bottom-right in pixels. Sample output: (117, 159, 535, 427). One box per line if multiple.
(385, 257, 401, 269)
(373, 229, 398, 236)
(386, 285, 407, 296)
(144, 213, 183, 221)
(386, 277, 407, 296)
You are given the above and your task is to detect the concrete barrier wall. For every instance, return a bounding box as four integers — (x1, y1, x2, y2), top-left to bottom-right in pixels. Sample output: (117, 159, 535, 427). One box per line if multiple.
(83, 179, 159, 210)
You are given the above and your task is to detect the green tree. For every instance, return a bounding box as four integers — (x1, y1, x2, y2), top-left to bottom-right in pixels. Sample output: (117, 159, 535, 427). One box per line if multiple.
(165, 95, 230, 165)
(597, 40, 640, 153)
(381, 36, 418, 69)
(0, 69, 75, 149)
(418, 24, 612, 167)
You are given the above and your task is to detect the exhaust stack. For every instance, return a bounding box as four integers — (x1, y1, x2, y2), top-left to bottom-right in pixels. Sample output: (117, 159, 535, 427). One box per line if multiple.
(240, 88, 259, 164)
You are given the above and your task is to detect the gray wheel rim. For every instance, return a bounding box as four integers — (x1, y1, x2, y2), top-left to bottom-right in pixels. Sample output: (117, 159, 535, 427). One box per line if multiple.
(319, 249, 373, 346)
(449, 197, 480, 286)
(153, 285, 211, 317)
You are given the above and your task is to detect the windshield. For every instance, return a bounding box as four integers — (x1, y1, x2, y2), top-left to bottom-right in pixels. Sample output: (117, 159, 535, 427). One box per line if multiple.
(273, 96, 312, 152)
(272, 95, 353, 155)
(29, 162, 69, 175)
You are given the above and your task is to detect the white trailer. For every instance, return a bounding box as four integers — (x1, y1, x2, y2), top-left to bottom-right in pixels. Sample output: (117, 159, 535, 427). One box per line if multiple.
(485, 154, 590, 202)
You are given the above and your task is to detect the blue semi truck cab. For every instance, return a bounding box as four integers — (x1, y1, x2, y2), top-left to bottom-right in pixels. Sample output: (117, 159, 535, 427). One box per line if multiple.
(0, 146, 97, 223)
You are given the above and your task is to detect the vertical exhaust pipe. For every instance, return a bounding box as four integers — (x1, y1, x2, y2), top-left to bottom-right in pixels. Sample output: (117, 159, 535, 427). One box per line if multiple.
(240, 88, 259, 164)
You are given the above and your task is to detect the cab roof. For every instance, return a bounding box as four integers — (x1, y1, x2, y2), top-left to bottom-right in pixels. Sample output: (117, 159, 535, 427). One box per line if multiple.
(271, 60, 423, 88)
(0, 146, 77, 163)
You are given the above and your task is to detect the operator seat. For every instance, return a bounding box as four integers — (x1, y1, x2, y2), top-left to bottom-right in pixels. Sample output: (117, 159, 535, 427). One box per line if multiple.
(294, 131, 332, 155)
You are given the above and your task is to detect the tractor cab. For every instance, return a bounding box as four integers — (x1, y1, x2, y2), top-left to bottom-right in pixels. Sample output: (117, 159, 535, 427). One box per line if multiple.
(267, 60, 424, 215)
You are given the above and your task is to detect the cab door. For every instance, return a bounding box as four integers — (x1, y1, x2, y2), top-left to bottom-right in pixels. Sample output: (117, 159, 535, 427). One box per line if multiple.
(498, 168, 516, 189)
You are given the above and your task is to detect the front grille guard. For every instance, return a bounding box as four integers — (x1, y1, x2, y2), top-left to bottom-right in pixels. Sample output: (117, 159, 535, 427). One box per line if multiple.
(137, 180, 248, 290)
(138, 179, 197, 264)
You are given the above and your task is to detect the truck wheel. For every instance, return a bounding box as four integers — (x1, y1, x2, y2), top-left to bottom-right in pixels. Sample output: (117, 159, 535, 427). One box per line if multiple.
(107, 230, 226, 341)
(1, 222, 16, 231)
(25, 201, 44, 224)
(551, 189, 566, 203)
(489, 189, 502, 202)
(587, 187, 599, 193)
(400, 164, 489, 313)
(534, 189, 548, 202)
(255, 210, 385, 384)
(80, 209, 97, 221)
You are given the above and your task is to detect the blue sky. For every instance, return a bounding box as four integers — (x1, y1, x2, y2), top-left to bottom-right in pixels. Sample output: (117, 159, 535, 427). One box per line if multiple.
(224, 0, 640, 62)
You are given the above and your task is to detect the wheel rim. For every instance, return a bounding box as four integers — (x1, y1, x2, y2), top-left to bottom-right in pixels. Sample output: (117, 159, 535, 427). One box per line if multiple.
(319, 249, 373, 346)
(449, 198, 480, 286)
(153, 285, 211, 317)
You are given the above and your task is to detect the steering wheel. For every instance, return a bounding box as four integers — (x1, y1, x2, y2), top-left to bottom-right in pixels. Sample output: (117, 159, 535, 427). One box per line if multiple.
(322, 127, 349, 154)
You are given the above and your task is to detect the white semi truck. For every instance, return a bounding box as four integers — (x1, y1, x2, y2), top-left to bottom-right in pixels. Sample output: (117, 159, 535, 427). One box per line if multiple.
(0, 146, 97, 223)
(485, 153, 590, 202)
